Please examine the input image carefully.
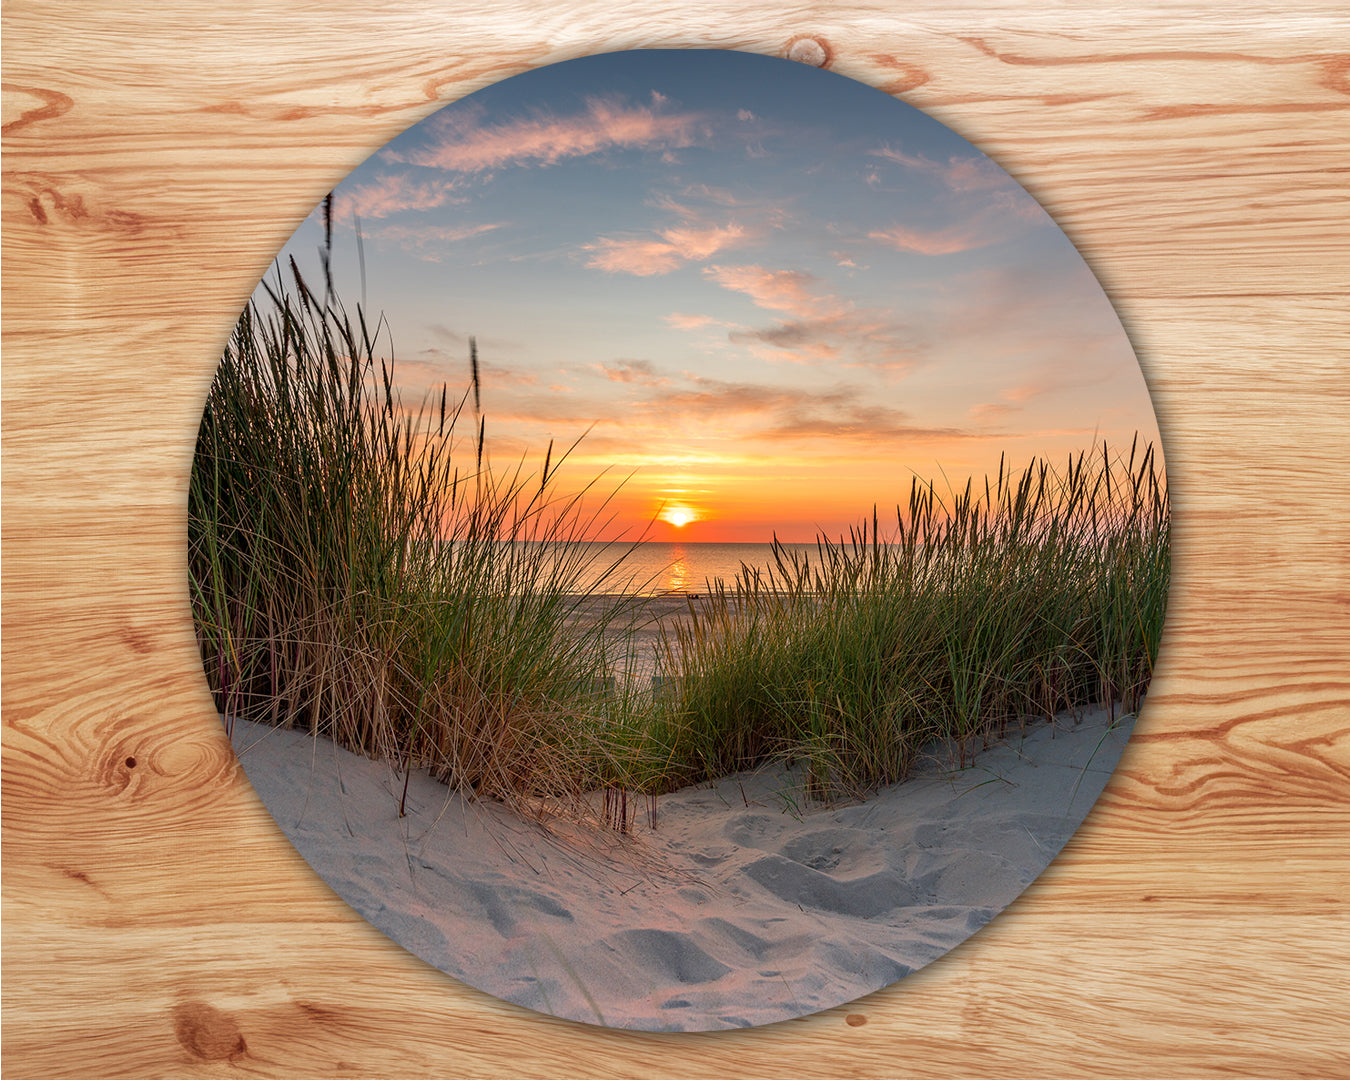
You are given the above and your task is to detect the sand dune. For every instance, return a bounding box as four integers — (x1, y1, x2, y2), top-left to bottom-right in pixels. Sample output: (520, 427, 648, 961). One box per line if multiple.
(229, 705, 1136, 1030)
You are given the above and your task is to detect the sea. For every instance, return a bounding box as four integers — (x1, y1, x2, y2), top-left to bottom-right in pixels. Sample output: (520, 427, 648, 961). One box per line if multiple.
(556, 541, 822, 596)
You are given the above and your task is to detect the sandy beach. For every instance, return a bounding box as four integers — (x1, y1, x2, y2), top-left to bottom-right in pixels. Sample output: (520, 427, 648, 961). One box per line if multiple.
(228, 703, 1136, 1031)
(560, 590, 722, 683)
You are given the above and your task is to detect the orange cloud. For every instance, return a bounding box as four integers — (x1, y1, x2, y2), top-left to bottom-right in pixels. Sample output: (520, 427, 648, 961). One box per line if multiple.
(397, 97, 708, 173)
(583, 223, 749, 276)
(592, 359, 671, 387)
(866, 220, 998, 256)
(663, 312, 727, 331)
(335, 174, 463, 220)
(583, 181, 789, 276)
(865, 145, 1047, 255)
(703, 265, 849, 320)
(868, 192, 1047, 255)
(562, 364, 972, 449)
(652, 373, 968, 444)
(702, 264, 922, 370)
(869, 145, 1007, 193)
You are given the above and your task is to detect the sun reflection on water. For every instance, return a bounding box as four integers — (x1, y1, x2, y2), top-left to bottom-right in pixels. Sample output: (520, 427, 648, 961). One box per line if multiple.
(663, 544, 691, 594)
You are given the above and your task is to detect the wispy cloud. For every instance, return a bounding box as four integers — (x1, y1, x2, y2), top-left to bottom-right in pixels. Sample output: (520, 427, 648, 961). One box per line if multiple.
(865, 144, 1046, 255)
(592, 359, 671, 387)
(369, 221, 508, 259)
(463, 356, 970, 451)
(867, 219, 1003, 257)
(335, 174, 464, 220)
(702, 264, 922, 370)
(966, 354, 1127, 427)
(704, 265, 848, 319)
(637, 370, 970, 445)
(582, 182, 788, 277)
(583, 222, 749, 276)
(869, 145, 1007, 193)
(968, 400, 1021, 423)
(868, 193, 1046, 256)
(669, 183, 757, 209)
(663, 312, 732, 331)
(393, 96, 709, 173)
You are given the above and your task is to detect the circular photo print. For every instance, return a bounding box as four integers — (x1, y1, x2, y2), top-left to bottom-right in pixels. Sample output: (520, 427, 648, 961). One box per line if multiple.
(190, 49, 1168, 1030)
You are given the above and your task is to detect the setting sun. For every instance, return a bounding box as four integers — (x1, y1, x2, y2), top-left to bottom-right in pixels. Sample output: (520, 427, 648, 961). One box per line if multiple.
(275, 47, 1159, 548)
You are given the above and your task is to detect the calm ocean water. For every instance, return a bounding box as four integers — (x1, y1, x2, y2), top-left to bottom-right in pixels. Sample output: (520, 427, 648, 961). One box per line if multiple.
(564, 541, 820, 596)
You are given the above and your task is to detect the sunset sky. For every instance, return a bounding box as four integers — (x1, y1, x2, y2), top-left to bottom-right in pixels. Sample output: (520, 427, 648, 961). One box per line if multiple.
(269, 49, 1160, 544)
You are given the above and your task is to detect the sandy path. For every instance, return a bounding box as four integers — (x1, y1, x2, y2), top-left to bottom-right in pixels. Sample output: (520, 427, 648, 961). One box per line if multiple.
(228, 704, 1136, 1030)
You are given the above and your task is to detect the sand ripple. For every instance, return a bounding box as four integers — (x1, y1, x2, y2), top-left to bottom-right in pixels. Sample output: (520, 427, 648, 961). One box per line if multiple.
(229, 705, 1136, 1030)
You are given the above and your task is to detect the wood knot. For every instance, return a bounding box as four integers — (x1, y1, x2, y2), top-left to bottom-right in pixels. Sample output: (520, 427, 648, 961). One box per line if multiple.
(845, 1012, 868, 1027)
(784, 35, 832, 69)
(99, 742, 141, 793)
(171, 1001, 247, 1061)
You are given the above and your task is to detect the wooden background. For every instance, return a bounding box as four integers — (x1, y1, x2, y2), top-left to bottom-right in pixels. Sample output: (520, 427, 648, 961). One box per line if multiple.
(3, 2, 1347, 1076)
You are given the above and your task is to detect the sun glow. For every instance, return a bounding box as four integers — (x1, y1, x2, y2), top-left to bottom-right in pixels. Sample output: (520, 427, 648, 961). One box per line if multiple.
(661, 506, 697, 528)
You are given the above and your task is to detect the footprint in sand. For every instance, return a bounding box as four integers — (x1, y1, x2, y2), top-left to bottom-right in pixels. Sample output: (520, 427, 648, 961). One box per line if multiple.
(742, 854, 920, 919)
(723, 813, 796, 850)
(779, 827, 889, 878)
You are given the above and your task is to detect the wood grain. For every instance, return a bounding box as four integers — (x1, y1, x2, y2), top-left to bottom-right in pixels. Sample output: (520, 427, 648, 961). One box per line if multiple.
(3, 2, 1348, 1076)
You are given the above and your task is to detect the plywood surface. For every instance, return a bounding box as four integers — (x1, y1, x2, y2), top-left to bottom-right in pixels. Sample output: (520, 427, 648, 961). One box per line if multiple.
(3, 3, 1348, 1076)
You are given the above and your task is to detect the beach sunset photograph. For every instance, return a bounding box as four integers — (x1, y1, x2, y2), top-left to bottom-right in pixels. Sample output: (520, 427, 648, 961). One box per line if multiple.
(189, 49, 1169, 1029)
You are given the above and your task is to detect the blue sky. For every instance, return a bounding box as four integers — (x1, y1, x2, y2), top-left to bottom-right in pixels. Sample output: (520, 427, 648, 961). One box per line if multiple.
(271, 49, 1159, 543)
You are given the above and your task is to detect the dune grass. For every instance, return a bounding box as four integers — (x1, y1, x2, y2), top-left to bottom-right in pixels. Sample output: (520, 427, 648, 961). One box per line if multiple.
(189, 260, 651, 816)
(191, 265, 1169, 825)
(642, 439, 1169, 801)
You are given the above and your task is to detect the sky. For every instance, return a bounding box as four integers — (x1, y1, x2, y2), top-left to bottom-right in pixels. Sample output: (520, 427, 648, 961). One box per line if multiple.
(269, 49, 1160, 544)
